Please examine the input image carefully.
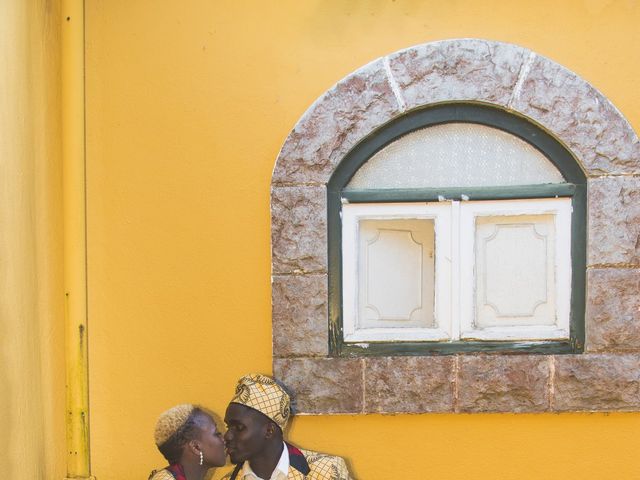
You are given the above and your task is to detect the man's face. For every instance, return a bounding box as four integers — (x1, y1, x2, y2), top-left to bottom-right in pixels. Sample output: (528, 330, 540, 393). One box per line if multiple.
(224, 403, 270, 464)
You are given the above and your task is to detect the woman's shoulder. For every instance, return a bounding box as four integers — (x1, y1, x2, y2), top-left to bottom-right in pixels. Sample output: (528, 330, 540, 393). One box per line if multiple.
(148, 468, 176, 480)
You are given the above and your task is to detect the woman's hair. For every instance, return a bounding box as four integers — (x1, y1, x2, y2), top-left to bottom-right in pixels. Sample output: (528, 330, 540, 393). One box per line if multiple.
(155, 404, 207, 464)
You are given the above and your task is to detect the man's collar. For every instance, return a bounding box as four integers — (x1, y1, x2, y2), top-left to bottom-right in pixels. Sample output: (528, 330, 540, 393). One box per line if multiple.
(240, 443, 291, 479)
(273, 442, 289, 478)
(286, 443, 310, 476)
(229, 442, 310, 479)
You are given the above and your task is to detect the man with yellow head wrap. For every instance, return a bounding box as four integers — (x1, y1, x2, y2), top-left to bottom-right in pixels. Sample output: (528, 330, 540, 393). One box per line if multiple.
(222, 374, 352, 480)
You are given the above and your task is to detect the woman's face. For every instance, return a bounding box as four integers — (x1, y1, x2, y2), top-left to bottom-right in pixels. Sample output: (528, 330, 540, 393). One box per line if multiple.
(194, 413, 227, 467)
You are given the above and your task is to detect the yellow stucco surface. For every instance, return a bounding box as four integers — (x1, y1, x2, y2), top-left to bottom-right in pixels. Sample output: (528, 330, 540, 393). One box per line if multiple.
(85, 1, 640, 479)
(0, 1, 65, 479)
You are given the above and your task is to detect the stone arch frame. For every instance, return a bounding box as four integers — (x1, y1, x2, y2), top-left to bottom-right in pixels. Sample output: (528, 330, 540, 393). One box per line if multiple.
(271, 39, 640, 414)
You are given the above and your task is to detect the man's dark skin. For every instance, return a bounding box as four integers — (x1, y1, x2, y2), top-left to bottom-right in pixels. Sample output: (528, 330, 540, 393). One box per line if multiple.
(224, 402, 285, 479)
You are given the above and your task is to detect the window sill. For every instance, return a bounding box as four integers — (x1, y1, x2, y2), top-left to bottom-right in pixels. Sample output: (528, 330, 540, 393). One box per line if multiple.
(274, 353, 640, 414)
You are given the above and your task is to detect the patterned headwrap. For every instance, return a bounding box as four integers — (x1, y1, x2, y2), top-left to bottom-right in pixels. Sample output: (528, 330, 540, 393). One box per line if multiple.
(230, 373, 290, 430)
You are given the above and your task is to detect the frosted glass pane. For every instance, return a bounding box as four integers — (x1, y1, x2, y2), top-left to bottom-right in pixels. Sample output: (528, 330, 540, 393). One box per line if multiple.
(346, 123, 564, 189)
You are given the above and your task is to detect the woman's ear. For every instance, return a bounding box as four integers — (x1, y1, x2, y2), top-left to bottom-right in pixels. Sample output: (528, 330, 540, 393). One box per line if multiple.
(188, 439, 201, 455)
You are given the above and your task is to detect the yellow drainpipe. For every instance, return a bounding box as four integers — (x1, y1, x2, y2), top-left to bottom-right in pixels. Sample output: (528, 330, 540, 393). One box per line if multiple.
(62, 1, 94, 479)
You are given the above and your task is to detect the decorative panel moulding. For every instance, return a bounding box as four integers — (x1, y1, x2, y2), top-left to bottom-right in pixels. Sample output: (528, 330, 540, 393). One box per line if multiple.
(476, 220, 552, 322)
(271, 38, 640, 414)
(359, 219, 434, 328)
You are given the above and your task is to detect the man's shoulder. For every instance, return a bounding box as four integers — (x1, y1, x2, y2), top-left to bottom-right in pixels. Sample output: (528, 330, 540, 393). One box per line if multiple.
(298, 446, 343, 462)
(295, 446, 350, 480)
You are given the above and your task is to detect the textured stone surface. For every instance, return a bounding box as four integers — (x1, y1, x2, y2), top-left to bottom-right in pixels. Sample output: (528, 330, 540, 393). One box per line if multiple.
(588, 177, 640, 266)
(388, 39, 527, 109)
(364, 356, 454, 413)
(553, 354, 640, 411)
(586, 269, 640, 352)
(272, 59, 400, 185)
(274, 358, 363, 414)
(271, 185, 327, 274)
(272, 274, 328, 357)
(457, 355, 550, 412)
(513, 55, 640, 175)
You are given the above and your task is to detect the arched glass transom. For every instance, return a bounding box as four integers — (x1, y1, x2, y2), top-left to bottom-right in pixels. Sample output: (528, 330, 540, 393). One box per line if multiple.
(346, 123, 564, 189)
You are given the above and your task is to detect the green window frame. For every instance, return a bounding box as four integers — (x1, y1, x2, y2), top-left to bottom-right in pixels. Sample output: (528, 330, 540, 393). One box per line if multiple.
(327, 103, 587, 357)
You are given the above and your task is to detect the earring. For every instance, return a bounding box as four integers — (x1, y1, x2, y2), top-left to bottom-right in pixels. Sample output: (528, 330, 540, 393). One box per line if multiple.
(199, 450, 203, 466)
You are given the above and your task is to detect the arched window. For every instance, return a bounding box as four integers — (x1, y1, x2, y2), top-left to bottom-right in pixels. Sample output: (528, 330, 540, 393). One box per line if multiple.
(328, 104, 586, 355)
(272, 39, 639, 414)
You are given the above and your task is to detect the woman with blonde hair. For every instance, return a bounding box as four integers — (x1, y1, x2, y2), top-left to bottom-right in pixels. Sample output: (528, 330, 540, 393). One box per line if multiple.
(149, 404, 226, 480)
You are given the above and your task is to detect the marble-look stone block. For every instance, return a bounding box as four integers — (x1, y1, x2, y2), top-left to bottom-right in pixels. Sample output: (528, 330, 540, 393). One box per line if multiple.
(513, 55, 640, 175)
(271, 185, 327, 274)
(457, 355, 550, 412)
(272, 59, 401, 186)
(588, 177, 640, 266)
(272, 274, 328, 357)
(364, 356, 454, 413)
(274, 357, 364, 414)
(388, 39, 527, 109)
(553, 354, 640, 411)
(586, 269, 640, 352)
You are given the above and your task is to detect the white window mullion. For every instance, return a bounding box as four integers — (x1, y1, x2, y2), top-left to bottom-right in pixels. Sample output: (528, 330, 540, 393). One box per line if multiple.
(434, 202, 453, 340)
(450, 200, 461, 341)
(458, 200, 475, 339)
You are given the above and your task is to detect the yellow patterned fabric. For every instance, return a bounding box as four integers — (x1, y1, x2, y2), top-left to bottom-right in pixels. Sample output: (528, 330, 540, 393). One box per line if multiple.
(221, 446, 352, 480)
(299, 448, 351, 480)
(148, 469, 177, 480)
(230, 374, 290, 430)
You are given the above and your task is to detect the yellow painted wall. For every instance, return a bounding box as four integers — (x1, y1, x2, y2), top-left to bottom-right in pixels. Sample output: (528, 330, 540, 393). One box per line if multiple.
(85, 1, 640, 479)
(0, 1, 66, 480)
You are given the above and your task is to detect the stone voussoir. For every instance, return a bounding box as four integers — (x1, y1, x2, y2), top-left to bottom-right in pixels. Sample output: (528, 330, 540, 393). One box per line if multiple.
(273, 357, 364, 414)
(588, 176, 640, 266)
(586, 268, 640, 353)
(271, 185, 327, 274)
(457, 355, 550, 413)
(512, 55, 640, 175)
(272, 58, 401, 186)
(272, 274, 329, 358)
(553, 354, 640, 411)
(387, 39, 528, 109)
(364, 356, 454, 413)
